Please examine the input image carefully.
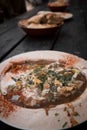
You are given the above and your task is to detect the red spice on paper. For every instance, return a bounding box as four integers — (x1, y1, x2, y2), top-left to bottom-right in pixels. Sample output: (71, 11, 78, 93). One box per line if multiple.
(59, 55, 80, 67)
(0, 94, 16, 118)
(64, 103, 79, 127)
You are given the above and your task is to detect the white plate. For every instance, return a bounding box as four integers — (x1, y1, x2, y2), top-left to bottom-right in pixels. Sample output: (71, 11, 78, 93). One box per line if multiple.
(38, 11, 73, 20)
(0, 51, 87, 130)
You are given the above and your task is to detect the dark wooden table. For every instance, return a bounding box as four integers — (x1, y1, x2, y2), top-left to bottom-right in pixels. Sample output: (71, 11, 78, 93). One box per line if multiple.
(0, 0, 87, 129)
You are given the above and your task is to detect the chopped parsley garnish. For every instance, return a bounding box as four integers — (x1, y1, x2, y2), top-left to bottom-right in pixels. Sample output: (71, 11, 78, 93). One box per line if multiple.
(51, 86, 57, 92)
(73, 112, 80, 116)
(62, 122, 68, 128)
(38, 83, 43, 91)
(28, 80, 34, 85)
(11, 77, 17, 82)
(55, 113, 59, 116)
(38, 74, 47, 83)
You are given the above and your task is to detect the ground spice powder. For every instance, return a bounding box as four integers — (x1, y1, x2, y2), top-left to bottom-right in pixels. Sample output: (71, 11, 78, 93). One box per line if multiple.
(0, 94, 16, 118)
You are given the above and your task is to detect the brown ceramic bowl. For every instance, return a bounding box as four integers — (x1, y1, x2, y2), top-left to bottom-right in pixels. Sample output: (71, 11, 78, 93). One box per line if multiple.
(48, 2, 69, 12)
(18, 17, 64, 37)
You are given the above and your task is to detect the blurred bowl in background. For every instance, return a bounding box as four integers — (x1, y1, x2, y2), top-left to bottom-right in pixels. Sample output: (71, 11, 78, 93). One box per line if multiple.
(18, 14, 64, 37)
(48, 1, 69, 12)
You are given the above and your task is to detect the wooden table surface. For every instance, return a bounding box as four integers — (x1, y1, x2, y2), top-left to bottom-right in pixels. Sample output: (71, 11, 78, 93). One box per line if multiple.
(0, 0, 87, 129)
